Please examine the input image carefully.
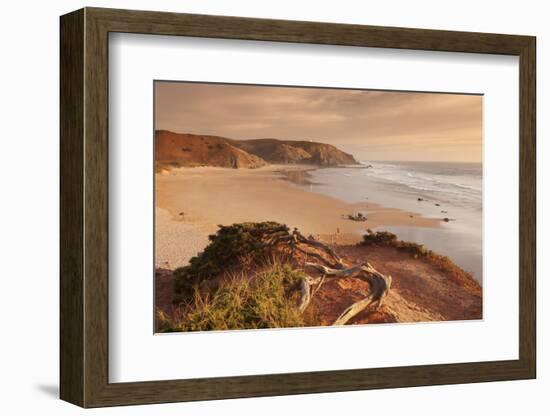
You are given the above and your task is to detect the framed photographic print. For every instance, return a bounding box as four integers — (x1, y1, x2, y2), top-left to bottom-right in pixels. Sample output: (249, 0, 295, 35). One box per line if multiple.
(60, 7, 536, 408)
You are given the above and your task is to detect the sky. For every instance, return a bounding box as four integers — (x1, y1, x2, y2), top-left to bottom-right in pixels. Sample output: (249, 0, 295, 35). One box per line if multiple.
(155, 81, 482, 162)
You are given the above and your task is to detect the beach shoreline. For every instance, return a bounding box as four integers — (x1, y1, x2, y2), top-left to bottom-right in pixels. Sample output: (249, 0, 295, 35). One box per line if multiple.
(155, 165, 441, 269)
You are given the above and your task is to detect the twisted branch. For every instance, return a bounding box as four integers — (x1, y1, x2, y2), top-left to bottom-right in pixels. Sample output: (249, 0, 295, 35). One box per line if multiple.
(258, 225, 392, 325)
(333, 265, 392, 325)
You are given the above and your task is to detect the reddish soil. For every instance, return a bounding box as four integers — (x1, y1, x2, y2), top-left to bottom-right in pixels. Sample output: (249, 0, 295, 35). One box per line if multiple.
(155, 243, 482, 327)
(154, 268, 177, 328)
(312, 244, 481, 325)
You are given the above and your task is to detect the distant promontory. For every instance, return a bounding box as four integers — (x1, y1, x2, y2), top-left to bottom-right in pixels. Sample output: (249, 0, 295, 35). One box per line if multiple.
(155, 130, 358, 170)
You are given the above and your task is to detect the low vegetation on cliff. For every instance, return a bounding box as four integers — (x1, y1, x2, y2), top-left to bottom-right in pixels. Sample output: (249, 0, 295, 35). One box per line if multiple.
(156, 222, 481, 332)
(160, 222, 392, 331)
(158, 263, 316, 332)
(360, 229, 476, 287)
(173, 222, 291, 297)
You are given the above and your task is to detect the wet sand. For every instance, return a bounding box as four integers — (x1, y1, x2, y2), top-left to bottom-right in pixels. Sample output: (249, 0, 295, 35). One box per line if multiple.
(155, 166, 441, 268)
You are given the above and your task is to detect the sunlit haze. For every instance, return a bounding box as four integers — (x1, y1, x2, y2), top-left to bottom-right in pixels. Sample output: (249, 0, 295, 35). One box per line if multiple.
(155, 82, 482, 163)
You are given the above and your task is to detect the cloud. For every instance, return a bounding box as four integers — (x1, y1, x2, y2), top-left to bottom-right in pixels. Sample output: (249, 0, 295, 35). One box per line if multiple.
(155, 81, 482, 162)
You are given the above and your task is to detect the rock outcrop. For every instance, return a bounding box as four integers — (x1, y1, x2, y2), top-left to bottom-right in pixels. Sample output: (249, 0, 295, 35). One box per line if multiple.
(155, 130, 357, 169)
(155, 130, 267, 169)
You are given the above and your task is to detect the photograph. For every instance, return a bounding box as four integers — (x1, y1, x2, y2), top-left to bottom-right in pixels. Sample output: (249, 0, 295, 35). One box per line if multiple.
(154, 81, 483, 333)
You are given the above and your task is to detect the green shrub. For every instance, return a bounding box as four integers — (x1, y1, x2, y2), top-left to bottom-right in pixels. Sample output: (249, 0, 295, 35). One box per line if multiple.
(174, 222, 289, 296)
(359, 230, 473, 279)
(361, 230, 430, 257)
(392, 240, 430, 258)
(160, 263, 317, 332)
(361, 230, 397, 245)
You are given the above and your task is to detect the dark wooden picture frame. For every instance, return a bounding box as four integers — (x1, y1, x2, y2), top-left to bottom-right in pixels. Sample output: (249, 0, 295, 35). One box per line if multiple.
(60, 7, 536, 408)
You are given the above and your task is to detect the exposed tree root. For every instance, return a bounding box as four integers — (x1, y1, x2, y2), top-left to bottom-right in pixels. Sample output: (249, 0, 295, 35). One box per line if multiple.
(263, 227, 393, 325)
(291, 230, 344, 268)
(210, 223, 392, 326)
(298, 277, 311, 313)
(304, 262, 364, 278)
(333, 263, 392, 325)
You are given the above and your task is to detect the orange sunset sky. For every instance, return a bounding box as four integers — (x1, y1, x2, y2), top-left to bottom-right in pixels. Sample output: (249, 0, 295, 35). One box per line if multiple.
(155, 81, 482, 163)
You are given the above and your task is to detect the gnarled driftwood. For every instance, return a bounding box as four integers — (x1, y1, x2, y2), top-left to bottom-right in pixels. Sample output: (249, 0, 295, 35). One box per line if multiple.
(332, 263, 392, 325)
(260, 225, 392, 325)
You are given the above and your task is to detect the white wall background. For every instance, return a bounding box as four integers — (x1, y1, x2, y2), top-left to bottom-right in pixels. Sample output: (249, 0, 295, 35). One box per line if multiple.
(0, 0, 546, 414)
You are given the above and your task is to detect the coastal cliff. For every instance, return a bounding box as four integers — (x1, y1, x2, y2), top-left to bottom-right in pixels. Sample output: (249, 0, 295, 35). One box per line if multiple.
(155, 130, 357, 170)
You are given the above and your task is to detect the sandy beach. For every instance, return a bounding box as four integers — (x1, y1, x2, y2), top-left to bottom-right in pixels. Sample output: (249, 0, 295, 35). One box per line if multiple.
(152, 86, 483, 330)
(155, 165, 441, 268)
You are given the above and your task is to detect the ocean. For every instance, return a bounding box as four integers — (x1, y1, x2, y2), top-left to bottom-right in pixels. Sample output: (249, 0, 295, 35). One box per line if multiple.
(303, 161, 483, 283)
